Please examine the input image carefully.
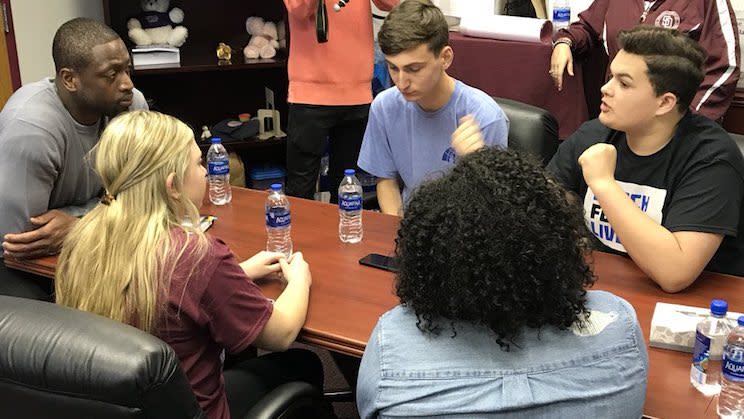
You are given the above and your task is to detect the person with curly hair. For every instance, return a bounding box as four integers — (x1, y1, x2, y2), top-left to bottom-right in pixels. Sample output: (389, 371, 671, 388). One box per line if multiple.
(356, 148, 648, 418)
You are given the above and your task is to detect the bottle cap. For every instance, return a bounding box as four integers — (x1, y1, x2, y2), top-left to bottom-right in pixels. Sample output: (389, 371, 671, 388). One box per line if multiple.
(344, 169, 356, 175)
(270, 183, 282, 191)
(211, 137, 222, 144)
(238, 113, 251, 122)
(738, 316, 744, 327)
(711, 299, 728, 316)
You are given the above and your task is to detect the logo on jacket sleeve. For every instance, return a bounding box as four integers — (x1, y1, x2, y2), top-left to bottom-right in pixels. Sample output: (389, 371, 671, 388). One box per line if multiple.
(655, 11, 681, 29)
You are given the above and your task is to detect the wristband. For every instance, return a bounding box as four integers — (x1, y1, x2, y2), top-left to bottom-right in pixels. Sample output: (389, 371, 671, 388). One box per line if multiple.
(552, 37, 573, 50)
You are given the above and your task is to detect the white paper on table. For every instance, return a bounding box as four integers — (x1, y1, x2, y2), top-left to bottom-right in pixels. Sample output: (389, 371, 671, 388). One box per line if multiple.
(460, 15, 553, 44)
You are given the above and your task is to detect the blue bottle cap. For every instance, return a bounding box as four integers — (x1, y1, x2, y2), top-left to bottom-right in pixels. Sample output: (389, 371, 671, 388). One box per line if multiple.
(270, 183, 282, 191)
(344, 169, 356, 175)
(738, 316, 744, 327)
(211, 137, 222, 144)
(711, 299, 728, 316)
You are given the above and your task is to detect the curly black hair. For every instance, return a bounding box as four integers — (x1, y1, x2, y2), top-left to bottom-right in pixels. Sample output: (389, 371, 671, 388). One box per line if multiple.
(394, 147, 595, 350)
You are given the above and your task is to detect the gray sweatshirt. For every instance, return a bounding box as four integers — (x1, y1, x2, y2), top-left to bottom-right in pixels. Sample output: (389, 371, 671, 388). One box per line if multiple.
(0, 78, 147, 257)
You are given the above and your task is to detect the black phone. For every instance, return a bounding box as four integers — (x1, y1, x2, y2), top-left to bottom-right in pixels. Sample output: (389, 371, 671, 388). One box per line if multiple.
(359, 253, 398, 273)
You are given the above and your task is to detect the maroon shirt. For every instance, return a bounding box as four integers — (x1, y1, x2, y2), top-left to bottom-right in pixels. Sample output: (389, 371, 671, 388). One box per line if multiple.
(158, 230, 273, 419)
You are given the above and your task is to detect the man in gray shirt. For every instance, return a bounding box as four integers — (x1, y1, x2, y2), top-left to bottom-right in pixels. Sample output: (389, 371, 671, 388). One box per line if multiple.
(0, 18, 147, 298)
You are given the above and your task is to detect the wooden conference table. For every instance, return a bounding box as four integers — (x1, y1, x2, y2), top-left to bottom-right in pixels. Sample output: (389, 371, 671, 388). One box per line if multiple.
(6, 187, 744, 418)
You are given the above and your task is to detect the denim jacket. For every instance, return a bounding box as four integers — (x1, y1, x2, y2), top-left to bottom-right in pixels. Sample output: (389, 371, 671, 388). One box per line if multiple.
(357, 290, 648, 418)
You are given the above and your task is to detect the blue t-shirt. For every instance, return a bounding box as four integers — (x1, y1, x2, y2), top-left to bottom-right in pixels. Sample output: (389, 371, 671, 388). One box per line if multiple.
(357, 80, 509, 203)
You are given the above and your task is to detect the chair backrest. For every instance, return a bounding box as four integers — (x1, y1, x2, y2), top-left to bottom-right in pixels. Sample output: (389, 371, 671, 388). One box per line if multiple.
(729, 132, 744, 157)
(0, 295, 204, 419)
(492, 97, 560, 165)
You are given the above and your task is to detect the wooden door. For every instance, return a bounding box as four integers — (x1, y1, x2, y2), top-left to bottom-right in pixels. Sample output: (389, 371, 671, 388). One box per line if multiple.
(0, 0, 20, 109)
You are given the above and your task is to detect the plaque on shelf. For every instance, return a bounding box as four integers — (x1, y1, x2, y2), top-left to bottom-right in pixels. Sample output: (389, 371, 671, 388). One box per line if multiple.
(131, 45, 181, 69)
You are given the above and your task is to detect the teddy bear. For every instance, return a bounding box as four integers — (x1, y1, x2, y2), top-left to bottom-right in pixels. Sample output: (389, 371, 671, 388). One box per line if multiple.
(127, 0, 188, 47)
(243, 17, 287, 60)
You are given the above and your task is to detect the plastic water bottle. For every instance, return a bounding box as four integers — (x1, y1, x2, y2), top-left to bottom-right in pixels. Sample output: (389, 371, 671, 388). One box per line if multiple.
(338, 169, 363, 243)
(691, 299, 734, 396)
(207, 137, 232, 205)
(552, 0, 571, 31)
(265, 183, 292, 258)
(719, 316, 744, 418)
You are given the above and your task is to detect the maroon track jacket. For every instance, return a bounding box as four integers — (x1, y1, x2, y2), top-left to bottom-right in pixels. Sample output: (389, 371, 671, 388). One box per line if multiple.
(557, 0, 740, 121)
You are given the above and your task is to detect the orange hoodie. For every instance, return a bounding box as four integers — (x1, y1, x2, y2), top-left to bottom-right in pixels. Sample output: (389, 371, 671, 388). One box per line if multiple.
(284, 0, 399, 106)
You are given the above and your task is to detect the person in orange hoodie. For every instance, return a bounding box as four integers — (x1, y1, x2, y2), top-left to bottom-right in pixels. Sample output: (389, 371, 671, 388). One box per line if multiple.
(283, 0, 399, 202)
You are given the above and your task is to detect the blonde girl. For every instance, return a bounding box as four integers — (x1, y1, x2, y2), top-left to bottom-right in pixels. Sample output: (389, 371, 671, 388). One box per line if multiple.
(56, 110, 323, 419)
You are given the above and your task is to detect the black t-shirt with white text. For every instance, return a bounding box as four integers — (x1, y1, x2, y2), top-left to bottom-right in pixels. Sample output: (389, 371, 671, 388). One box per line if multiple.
(547, 113, 744, 277)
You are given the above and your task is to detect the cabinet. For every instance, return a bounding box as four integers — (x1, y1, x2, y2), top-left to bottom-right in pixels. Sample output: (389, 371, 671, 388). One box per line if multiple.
(103, 0, 288, 168)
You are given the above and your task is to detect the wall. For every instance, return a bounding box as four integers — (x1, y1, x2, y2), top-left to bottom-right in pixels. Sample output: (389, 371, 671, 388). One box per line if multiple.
(434, 0, 595, 21)
(372, 3, 388, 39)
(10, 0, 103, 85)
(433, 0, 497, 17)
(733, 0, 744, 89)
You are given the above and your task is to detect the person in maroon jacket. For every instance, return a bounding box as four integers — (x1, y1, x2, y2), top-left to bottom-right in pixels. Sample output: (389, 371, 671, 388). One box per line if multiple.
(549, 0, 740, 122)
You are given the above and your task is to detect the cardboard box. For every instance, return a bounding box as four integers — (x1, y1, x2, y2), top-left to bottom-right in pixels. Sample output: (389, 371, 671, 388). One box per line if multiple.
(649, 302, 743, 353)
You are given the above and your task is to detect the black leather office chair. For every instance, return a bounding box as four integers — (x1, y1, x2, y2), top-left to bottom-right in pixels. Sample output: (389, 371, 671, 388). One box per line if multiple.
(0, 296, 328, 419)
(362, 98, 559, 210)
(729, 132, 744, 157)
(492, 97, 560, 165)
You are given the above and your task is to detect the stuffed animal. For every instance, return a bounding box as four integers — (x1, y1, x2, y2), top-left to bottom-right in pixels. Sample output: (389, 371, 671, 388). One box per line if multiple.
(127, 0, 188, 47)
(243, 17, 286, 59)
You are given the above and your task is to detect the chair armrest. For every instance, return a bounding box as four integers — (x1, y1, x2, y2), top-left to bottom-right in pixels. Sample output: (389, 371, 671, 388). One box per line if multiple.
(242, 381, 331, 419)
(728, 132, 744, 157)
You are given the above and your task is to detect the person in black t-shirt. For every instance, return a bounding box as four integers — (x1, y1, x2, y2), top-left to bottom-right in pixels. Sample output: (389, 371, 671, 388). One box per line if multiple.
(548, 26, 744, 293)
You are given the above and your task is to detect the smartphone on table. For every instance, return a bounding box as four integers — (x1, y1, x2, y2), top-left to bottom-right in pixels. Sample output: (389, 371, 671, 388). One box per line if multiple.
(358, 253, 398, 273)
(199, 215, 217, 232)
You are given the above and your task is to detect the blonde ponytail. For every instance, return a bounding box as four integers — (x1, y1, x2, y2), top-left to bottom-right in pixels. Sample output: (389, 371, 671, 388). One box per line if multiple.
(56, 111, 207, 333)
